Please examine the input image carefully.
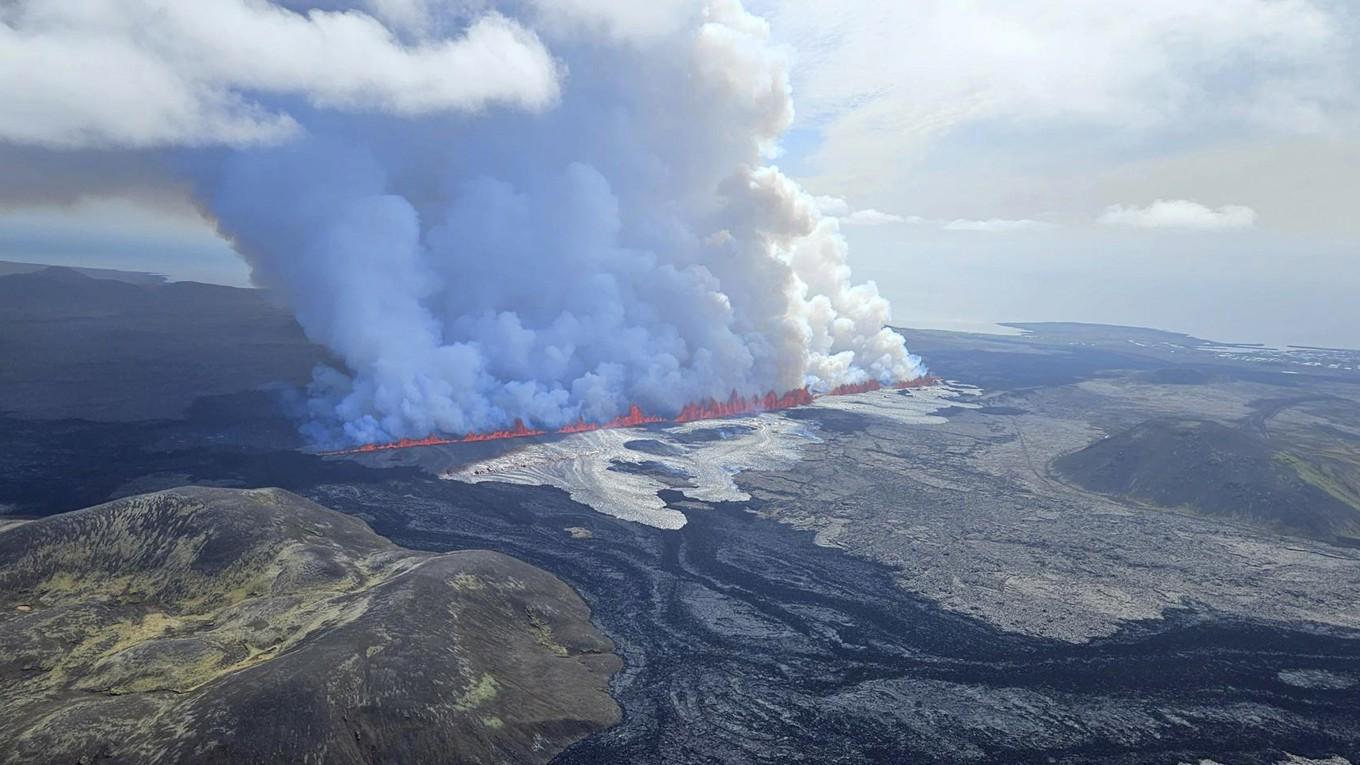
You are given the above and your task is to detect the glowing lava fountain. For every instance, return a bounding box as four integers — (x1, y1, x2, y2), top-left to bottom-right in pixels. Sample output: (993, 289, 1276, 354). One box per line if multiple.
(325, 376, 940, 455)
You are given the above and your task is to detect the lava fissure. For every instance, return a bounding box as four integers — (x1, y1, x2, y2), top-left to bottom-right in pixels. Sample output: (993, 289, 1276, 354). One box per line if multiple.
(559, 404, 666, 434)
(324, 376, 940, 455)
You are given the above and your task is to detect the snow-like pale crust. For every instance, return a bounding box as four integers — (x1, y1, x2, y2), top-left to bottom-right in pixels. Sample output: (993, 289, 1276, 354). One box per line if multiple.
(442, 384, 978, 529)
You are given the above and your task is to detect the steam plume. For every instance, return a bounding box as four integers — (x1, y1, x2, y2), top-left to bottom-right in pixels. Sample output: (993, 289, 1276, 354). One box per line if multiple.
(193, 0, 925, 445)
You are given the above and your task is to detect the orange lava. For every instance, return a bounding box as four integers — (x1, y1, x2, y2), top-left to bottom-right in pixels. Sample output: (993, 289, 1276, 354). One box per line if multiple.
(674, 388, 814, 423)
(325, 375, 940, 455)
(825, 380, 884, 396)
(459, 419, 544, 442)
(824, 375, 942, 397)
(337, 434, 463, 454)
(894, 375, 941, 389)
(559, 404, 667, 433)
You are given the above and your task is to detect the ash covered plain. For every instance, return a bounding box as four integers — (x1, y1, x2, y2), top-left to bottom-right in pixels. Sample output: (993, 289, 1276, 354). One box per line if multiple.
(3, 268, 1360, 763)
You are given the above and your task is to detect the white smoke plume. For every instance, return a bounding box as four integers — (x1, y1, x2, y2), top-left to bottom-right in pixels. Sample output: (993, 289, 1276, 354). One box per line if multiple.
(3, 0, 925, 445)
(211, 0, 923, 444)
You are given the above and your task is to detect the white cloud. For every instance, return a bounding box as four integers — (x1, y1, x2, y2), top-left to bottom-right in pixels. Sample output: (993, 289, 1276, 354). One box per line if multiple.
(1098, 200, 1257, 230)
(842, 209, 905, 226)
(943, 218, 1054, 232)
(812, 195, 851, 217)
(811, 194, 1051, 230)
(0, 1, 560, 148)
(529, 0, 701, 41)
(762, 0, 1357, 197)
(811, 195, 907, 226)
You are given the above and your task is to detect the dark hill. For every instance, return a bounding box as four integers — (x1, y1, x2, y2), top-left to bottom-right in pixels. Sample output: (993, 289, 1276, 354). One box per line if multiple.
(1054, 418, 1360, 544)
(0, 259, 166, 285)
(0, 487, 620, 765)
(0, 266, 148, 319)
(0, 268, 327, 420)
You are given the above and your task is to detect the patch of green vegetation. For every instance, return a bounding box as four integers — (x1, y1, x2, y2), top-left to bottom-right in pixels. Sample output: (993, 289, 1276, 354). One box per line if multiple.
(56, 610, 194, 690)
(1277, 452, 1360, 513)
(14, 502, 414, 700)
(453, 673, 499, 711)
(526, 610, 568, 657)
(101, 646, 227, 695)
(0, 489, 625, 765)
(448, 573, 484, 591)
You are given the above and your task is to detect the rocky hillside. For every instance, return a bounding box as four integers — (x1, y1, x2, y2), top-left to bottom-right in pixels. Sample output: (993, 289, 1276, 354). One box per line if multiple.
(0, 487, 620, 764)
(1054, 418, 1360, 544)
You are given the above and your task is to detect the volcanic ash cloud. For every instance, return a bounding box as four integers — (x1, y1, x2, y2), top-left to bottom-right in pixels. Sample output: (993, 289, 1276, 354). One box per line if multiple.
(192, 0, 927, 445)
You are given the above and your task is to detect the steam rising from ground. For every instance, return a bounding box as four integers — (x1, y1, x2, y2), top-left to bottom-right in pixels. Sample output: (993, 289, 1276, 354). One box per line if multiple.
(3, 0, 924, 446)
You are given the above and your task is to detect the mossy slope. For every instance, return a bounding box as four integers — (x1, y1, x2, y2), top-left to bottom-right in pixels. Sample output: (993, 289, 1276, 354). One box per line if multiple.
(0, 486, 620, 764)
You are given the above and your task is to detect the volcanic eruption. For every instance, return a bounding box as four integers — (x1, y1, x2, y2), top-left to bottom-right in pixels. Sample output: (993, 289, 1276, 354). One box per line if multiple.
(180, 0, 928, 448)
(328, 376, 941, 455)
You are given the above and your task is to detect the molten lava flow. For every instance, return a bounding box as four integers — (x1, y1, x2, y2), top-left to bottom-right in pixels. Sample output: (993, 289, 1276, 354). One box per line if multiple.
(674, 388, 814, 423)
(825, 380, 883, 396)
(459, 419, 544, 442)
(558, 404, 666, 434)
(325, 375, 941, 455)
(894, 375, 941, 389)
(822, 375, 941, 396)
(336, 434, 463, 454)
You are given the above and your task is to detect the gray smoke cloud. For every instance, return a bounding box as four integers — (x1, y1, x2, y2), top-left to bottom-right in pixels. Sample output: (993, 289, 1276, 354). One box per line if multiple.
(3, 0, 924, 445)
